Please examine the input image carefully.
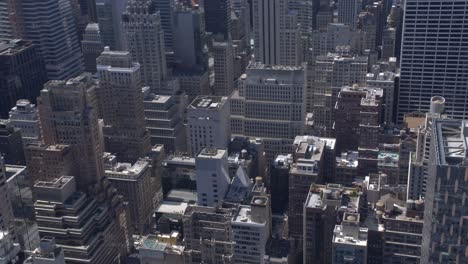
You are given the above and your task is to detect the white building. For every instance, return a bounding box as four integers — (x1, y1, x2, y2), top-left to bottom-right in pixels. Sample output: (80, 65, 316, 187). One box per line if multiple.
(252, 0, 301, 66)
(187, 96, 230, 156)
(8, 100, 41, 145)
(232, 197, 271, 264)
(231, 63, 306, 161)
(195, 148, 231, 207)
(337, 0, 360, 30)
(122, 0, 167, 94)
(398, 0, 468, 121)
(332, 213, 368, 264)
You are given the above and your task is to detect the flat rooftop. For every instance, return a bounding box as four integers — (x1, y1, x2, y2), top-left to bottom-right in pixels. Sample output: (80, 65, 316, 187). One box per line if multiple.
(156, 200, 189, 215)
(188, 96, 227, 110)
(197, 148, 226, 159)
(434, 119, 468, 165)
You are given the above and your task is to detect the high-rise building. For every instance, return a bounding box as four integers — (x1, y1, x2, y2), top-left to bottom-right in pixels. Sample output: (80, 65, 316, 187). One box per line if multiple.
(252, 0, 302, 66)
(231, 63, 306, 161)
(421, 118, 468, 263)
(154, 0, 176, 65)
(25, 143, 74, 184)
(303, 184, 363, 264)
(95, 0, 127, 50)
(366, 64, 397, 125)
(0, 121, 25, 165)
(183, 206, 235, 263)
(204, 0, 231, 40)
(174, 67, 210, 101)
(173, 7, 208, 69)
(212, 38, 235, 96)
(338, 0, 360, 30)
(105, 159, 157, 234)
(20, 0, 84, 80)
(143, 91, 185, 154)
(33, 176, 131, 264)
(270, 154, 293, 214)
(232, 199, 271, 263)
(187, 96, 231, 156)
(195, 148, 231, 207)
(81, 23, 104, 73)
(332, 213, 368, 264)
(288, 137, 325, 242)
(309, 23, 358, 58)
(96, 49, 151, 163)
(381, 200, 424, 264)
(0, 0, 24, 39)
(398, 0, 468, 121)
(310, 51, 368, 136)
(27, 237, 66, 264)
(334, 86, 383, 154)
(0, 39, 47, 119)
(122, 0, 167, 94)
(0, 157, 14, 233)
(407, 96, 446, 200)
(7, 100, 41, 145)
(37, 74, 104, 191)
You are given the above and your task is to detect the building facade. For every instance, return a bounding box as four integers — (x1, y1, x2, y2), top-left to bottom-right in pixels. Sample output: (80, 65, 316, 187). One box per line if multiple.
(397, 0, 468, 121)
(96, 49, 151, 163)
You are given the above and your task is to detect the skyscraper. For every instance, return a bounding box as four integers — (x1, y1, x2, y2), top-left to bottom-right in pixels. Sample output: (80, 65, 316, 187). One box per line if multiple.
(96, 48, 151, 163)
(398, 0, 468, 121)
(203, 0, 232, 40)
(187, 96, 231, 156)
(33, 176, 131, 264)
(21, 0, 84, 80)
(122, 0, 167, 94)
(0, 0, 24, 39)
(212, 38, 235, 96)
(421, 119, 468, 263)
(96, 0, 127, 50)
(81, 23, 104, 73)
(37, 74, 104, 191)
(0, 39, 47, 119)
(337, 0, 360, 30)
(231, 63, 306, 161)
(154, 0, 176, 64)
(252, 0, 302, 65)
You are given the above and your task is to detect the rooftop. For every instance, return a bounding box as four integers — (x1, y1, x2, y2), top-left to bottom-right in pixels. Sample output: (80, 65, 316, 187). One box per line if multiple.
(336, 151, 359, 168)
(197, 148, 226, 159)
(156, 200, 189, 215)
(106, 160, 149, 178)
(306, 184, 360, 212)
(0, 39, 33, 55)
(188, 96, 228, 110)
(433, 119, 468, 165)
